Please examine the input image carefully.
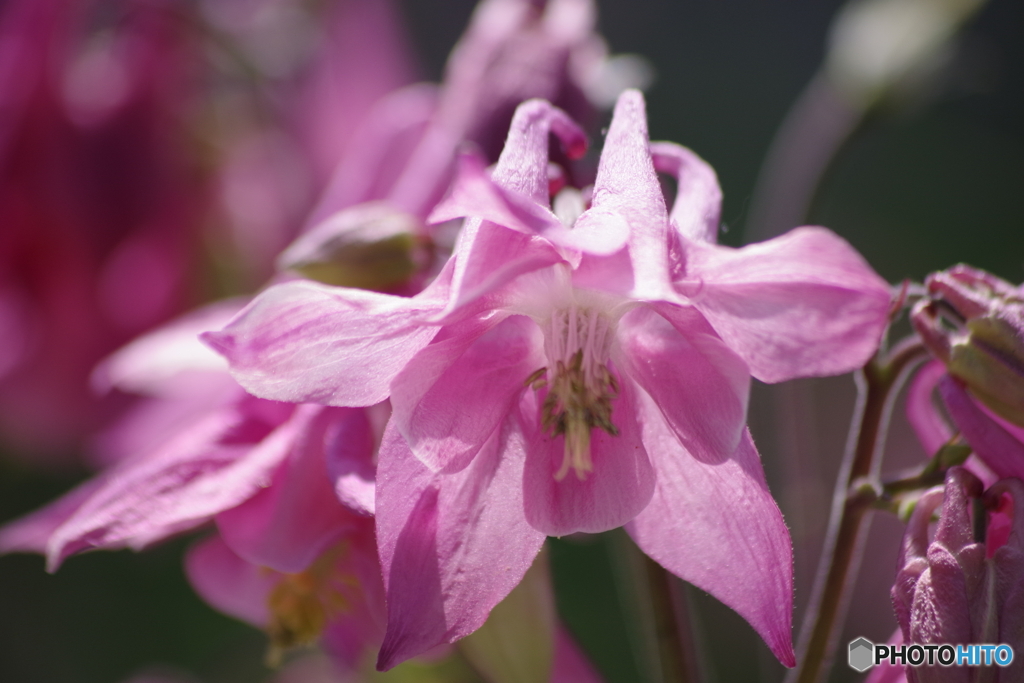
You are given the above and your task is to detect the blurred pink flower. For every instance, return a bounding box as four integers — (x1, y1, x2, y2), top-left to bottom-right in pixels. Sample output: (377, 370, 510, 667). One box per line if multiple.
(0, 0, 207, 458)
(206, 90, 892, 669)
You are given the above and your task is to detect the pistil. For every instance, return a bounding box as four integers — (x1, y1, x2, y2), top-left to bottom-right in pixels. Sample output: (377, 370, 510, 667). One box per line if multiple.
(528, 306, 620, 480)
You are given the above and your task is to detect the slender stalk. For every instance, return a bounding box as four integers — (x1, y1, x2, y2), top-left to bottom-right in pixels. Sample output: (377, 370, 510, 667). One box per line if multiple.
(785, 339, 927, 683)
(609, 530, 702, 683)
(643, 553, 703, 683)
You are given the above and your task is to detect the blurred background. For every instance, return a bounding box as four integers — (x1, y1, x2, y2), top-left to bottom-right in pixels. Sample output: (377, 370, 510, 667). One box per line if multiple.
(1, 0, 1021, 681)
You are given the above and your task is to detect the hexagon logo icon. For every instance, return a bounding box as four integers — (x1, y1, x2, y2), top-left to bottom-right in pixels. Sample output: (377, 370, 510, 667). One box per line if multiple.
(848, 637, 875, 672)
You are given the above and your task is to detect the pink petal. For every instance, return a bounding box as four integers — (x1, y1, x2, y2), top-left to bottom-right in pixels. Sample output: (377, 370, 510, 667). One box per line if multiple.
(439, 215, 565, 320)
(940, 376, 1024, 481)
(650, 141, 722, 244)
(616, 304, 749, 464)
(184, 533, 275, 627)
(216, 406, 359, 574)
(202, 281, 443, 406)
(586, 90, 671, 300)
(45, 398, 297, 570)
(427, 151, 564, 241)
(521, 380, 655, 536)
(906, 360, 953, 457)
(427, 98, 624, 258)
(552, 627, 603, 683)
(305, 84, 438, 227)
(92, 299, 245, 396)
(626, 394, 795, 667)
(320, 524, 388, 670)
(0, 477, 105, 554)
(90, 380, 246, 468)
(392, 314, 544, 472)
(678, 226, 891, 384)
(490, 99, 587, 202)
(375, 418, 545, 670)
(863, 631, 908, 683)
(325, 408, 377, 516)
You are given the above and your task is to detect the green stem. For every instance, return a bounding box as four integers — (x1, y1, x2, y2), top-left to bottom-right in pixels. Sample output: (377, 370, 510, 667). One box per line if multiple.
(785, 339, 927, 683)
(609, 530, 702, 683)
(643, 553, 703, 683)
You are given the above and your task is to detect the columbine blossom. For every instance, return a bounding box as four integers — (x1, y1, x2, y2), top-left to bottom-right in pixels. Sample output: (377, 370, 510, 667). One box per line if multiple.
(206, 89, 892, 668)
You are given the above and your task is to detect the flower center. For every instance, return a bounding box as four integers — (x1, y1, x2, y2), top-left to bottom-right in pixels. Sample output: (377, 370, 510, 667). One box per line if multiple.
(264, 543, 355, 666)
(526, 306, 620, 481)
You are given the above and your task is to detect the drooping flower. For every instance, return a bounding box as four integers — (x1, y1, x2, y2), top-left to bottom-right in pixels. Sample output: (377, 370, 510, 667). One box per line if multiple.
(207, 89, 892, 669)
(891, 467, 1024, 683)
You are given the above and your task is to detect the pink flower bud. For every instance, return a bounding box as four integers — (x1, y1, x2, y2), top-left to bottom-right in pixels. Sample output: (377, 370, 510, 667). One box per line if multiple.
(912, 265, 1024, 428)
(892, 467, 1024, 682)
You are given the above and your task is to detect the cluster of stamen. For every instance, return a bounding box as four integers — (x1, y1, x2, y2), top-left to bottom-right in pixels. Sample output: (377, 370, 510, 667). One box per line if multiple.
(264, 544, 356, 666)
(526, 307, 619, 481)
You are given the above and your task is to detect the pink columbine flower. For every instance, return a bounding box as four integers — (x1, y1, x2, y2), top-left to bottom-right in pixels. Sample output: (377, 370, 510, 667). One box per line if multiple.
(0, 0, 206, 459)
(205, 90, 892, 669)
(891, 467, 1024, 683)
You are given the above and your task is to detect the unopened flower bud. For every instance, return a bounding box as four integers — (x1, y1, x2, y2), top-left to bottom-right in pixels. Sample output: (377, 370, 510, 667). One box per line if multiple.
(912, 265, 1024, 428)
(277, 202, 428, 292)
(892, 467, 1024, 682)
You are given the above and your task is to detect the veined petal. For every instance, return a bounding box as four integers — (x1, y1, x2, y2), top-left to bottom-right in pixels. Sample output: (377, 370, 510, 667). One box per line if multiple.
(92, 298, 244, 396)
(626, 393, 795, 667)
(216, 406, 358, 574)
(521, 380, 654, 535)
(489, 98, 587, 203)
(940, 376, 1024, 481)
(0, 476, 105, 554)
(320, 525, 388, 670)
(45, 398, 297, 570)
(325, 408, 377, 516)
(906, 360, 953, 458)
(616, 304, 749, 464)
(439, 216, 565, 320)
(428, 151, 563, 235)
(185, 533, 276, 627)
(392, 314, 543, 473)
(679, 226, 891, 384)
(584, 90, 671, 300)
(375, 418, 545, 670)
(650, 141, 722, 244)
(202, 281, 443, 406)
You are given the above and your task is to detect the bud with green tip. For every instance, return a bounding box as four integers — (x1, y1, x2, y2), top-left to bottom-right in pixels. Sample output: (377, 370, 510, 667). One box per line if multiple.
(277, 202, 430, 292)
(912, 265, 1024, 429)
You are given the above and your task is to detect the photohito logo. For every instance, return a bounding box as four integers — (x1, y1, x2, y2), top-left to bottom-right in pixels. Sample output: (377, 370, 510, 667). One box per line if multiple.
(848, 638, 1015, 672)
